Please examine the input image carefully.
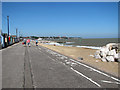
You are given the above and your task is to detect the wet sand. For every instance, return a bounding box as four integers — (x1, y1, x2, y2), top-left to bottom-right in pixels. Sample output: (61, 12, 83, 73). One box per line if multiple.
(38, 43, 119, 77)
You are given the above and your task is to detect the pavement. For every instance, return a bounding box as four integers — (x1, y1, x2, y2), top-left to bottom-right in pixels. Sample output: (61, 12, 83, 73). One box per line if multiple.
(2, 42, 120, 89)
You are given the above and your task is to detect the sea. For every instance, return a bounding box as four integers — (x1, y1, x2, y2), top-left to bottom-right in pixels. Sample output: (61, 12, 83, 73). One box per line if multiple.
(66, 38, 119, 47)
(48, 38, 118, 47)
(45, 38, 119, 50)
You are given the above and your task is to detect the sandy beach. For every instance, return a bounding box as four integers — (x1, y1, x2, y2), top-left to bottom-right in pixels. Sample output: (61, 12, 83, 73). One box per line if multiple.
(38, 43, 119, 77)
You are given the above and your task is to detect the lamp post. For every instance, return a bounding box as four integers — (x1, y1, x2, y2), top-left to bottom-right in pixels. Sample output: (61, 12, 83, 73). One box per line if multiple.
(7, 16, 9, 45)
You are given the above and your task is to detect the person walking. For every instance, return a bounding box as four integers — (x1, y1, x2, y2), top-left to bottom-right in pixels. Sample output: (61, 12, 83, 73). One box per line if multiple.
(27, 39, 30, 47)
(36, 39, 38, 46)
(23, 39, 27, 47)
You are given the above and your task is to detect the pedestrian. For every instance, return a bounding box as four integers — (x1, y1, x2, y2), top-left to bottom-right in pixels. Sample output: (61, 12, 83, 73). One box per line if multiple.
(23, 39, 26, 47)
(36, 39, 38, 46)
(27, 39, 30, 47)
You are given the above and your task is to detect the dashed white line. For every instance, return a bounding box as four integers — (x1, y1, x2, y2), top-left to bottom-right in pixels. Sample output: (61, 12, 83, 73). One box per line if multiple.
(37, 47, 101, 87)
(101, 80, 120, 84)
(47, 55, 56, 61)
(37, 48, 55, 62)
(39, 46, 120, 83)
(71, 67, 101, 87)
(69, 59, 120, 82)
(37, 45, 120, 86)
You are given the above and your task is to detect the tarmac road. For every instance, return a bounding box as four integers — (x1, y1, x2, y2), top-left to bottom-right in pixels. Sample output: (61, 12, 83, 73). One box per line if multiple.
(2, 42, 120, 89)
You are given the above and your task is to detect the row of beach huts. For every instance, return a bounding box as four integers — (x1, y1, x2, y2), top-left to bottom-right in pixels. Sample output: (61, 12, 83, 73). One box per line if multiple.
(0, 30, 22, 49)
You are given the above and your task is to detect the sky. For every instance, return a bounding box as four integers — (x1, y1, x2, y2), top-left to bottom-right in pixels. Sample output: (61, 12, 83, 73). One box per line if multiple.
(2, 2, 118, 38)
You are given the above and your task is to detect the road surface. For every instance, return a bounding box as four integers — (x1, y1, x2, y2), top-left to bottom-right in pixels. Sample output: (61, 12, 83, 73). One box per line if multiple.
(2, 42, 120, 89)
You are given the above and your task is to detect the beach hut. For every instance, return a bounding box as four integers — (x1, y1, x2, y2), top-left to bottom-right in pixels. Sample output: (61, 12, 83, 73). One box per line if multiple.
(13, 37, 14, 43)
(3, 33, 8, 48)
(9, 36, 13, 45)
(11, 35, 16, 44)
(1, 35, 4, 48)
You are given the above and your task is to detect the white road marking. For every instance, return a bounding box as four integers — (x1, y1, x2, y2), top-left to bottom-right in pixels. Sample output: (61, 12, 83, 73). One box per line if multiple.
(101, 80, 120, 84)
(37, 48, 55, 62)
(43, 47, 120, 83)
(47, 55, 55, 61)
(37, 45, 120, 86)
(37, 47, 102, 87)
(37, 46, 101, 87)
(69, 59, 120, 82)
(71, 67, 101, 87)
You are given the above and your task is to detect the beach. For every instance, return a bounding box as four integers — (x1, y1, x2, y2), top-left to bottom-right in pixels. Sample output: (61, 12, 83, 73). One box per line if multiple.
(38, 42, 119, 77)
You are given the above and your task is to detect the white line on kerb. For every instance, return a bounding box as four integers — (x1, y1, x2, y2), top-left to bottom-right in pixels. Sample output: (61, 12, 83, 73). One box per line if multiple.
(71, 67, 101, 87)
(70, 59, 120, 82)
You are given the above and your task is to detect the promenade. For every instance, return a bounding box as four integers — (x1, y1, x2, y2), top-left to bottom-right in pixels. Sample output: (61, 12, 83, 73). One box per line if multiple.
(2, 42, 119, 89)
